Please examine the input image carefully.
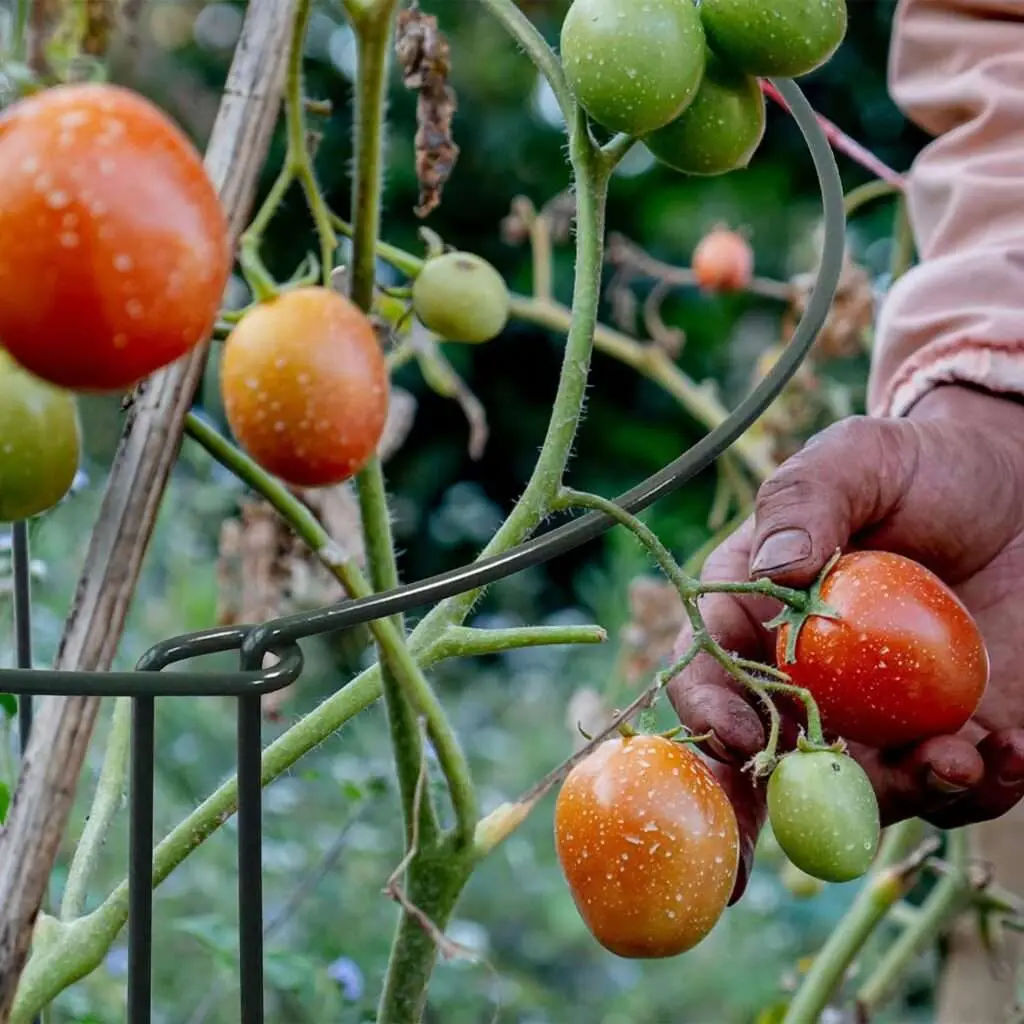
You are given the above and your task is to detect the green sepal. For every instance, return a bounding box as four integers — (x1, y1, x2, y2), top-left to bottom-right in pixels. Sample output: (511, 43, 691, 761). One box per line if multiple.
(765, 549, 844, 664)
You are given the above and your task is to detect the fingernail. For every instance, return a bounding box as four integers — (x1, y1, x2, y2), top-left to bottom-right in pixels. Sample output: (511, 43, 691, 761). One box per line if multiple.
(750, 529, 812, 576)
(926, 769, 970, 795)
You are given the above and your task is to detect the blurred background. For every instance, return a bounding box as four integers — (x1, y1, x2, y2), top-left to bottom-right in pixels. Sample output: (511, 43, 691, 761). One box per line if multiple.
(0, 1, 941, 1021)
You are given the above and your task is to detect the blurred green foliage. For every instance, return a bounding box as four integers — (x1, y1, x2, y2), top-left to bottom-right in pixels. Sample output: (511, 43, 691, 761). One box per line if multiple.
(0, 0, 943, 1021)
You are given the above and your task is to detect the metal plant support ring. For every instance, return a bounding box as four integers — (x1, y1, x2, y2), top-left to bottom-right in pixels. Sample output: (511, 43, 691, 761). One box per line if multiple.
(1, 76, 845, 1024)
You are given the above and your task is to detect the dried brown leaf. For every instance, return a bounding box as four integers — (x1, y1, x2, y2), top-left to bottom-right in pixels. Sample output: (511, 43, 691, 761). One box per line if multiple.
(395, 8, 460, 219)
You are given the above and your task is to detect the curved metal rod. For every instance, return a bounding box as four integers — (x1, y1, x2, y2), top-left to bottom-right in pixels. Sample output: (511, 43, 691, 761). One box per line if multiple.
(240, 75, 845, 657)
(0, 75, 843, 692)
(0, 639, 304, 696)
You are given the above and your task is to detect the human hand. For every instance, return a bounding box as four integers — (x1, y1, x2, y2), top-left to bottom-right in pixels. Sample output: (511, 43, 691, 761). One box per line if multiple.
(668, 385, 1024, 901)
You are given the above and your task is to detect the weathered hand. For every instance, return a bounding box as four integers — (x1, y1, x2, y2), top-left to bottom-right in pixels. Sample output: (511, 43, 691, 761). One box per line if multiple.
(668, 385, 1024, 901)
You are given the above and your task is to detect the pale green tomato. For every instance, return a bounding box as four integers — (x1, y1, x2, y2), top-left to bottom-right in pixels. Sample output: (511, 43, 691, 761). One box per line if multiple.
(560, 0, 706, 135)
(0, 349, 80, 522)
(700, 0, 847, 78)
(767, 750, 880, 884)
(412, 252, 510, 344)
(644, 53, 765, 176)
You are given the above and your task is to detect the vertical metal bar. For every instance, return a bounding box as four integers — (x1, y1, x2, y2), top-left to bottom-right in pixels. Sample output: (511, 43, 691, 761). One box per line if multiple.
(12, 523, 39, 1024)
(12, 521, 32, 747)
(127, 696, 155, 1024)
(237, 673, 264, 1024)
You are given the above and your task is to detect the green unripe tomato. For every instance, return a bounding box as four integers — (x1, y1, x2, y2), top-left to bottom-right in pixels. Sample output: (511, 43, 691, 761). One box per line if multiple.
(0, 349, 81, 522)
(699, 0, 847, 78)
(766, 749, 880, 884)
(560, 0, 706, 136)
(644, 53, 765, 176)
(412, 251, 510, 344)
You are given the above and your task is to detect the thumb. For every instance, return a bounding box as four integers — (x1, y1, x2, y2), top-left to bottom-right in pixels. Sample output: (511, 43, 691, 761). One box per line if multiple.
(747, 417, 917, 588)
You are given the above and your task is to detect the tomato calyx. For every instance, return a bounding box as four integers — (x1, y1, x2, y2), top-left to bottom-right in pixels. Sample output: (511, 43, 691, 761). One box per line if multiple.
(765, 549, 844, 665)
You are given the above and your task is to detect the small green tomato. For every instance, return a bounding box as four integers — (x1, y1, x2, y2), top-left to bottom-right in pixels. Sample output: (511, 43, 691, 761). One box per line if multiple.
(412, 252, 510, 344)
(699, 0, 847, 78)
(0, 348, 81, 522)
(766, 749, 880, 884)
(560, 0, 706, 136)
(644, 53, 765, 176)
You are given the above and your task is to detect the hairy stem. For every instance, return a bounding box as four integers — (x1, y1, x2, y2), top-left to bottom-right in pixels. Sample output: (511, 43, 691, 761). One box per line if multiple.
(59, 698, 131, 921)
(855, 829, 971, 1013)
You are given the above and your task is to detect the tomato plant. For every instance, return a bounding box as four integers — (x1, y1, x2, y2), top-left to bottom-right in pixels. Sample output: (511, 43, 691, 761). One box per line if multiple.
(766, 749, 880, 883)
(699, 0, 848, 78)
(554, 733, 739, 958)
(219, 287, 389, 488)
(0, 82, 231, 393)
(0, 349, 80, 522)
(644, 53, 765, 177)
(776, 551, 989, 748)
(412, 251, 510, 343)
(691, 226, 754, 291)
(560, 0, 706, 136)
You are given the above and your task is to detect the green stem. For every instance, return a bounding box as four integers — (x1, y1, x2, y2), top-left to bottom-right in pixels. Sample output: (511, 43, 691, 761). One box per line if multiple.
(781, 847, 935, 1024)
(420, 107, 610, 634)
(435, 623, 607, 659)
(889, 194, 916, 284)
(855, 829, 971, 1014)
(843, 179, 901, 219)
(60, 698, 132, 921)
(286, 0, 336, 284)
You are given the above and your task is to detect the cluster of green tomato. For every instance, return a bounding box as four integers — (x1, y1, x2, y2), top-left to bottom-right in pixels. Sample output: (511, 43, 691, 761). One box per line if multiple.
(560, 0, 848, 175)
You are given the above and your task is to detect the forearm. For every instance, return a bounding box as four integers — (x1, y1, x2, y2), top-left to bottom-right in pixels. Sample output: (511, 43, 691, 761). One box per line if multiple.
(869, 0, 1024, 418)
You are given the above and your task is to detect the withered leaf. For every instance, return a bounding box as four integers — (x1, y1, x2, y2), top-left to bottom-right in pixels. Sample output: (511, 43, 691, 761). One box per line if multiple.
(395, 8, 460, 219)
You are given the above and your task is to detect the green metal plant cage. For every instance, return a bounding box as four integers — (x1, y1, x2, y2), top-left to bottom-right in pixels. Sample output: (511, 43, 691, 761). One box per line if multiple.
(0, 78, 846, 1024)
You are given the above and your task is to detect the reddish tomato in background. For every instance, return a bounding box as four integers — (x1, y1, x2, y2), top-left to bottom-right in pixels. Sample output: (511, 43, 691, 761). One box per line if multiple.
(691, 227, 753, 292)
(554, 733, 739, 959)
(0, 82, 231, 392)
(776, 551, 989, 748)
(220, 286, 389, 488)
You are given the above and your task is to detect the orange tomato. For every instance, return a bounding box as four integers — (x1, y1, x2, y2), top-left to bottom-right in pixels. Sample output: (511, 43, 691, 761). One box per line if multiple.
(692, 227, 753, 292)
(0, 83, 231, 392)
(220, 287, 389, 488)
(554, 733, 739, 958)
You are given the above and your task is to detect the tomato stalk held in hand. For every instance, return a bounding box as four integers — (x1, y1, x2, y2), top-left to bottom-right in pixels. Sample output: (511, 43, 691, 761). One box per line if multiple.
(554, 733, 739, 958)
(0, 83, 232, 393)
(775, 551, 989, 749)
(0, 350, 80, 522)
(766, 748, 880, 883)
(219, 287, 389, 488)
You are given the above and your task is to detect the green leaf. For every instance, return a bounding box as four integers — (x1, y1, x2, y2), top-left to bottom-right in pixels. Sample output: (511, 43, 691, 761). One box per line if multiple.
(0, 782, 10, 825)
(0, 693, 17, 718)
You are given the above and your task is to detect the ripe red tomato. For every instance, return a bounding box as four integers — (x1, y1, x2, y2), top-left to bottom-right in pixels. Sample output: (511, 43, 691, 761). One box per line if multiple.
(692, 227, 753, 292)
(0, 83, 231, 393)
(554, 733, 738, 958)
(776, 551, 989, 748)
(220, 287, 389, 488)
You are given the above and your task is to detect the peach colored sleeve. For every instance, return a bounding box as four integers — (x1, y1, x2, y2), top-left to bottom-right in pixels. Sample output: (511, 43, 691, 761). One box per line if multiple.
(867, 0, 1024, 418)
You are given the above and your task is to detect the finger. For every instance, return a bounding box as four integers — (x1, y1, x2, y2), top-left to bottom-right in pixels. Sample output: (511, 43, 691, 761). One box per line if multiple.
(925, 728, 1024, 829)
(669, 520, 774, 763)
(747, 417, 918, 587)
(703, 756, 766, 905)
(849, 734, 985, 826)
